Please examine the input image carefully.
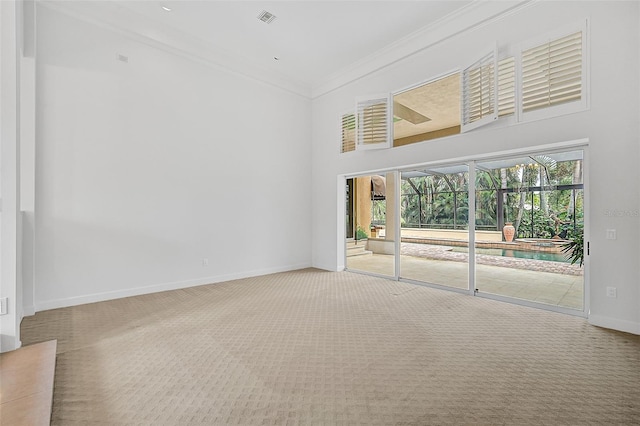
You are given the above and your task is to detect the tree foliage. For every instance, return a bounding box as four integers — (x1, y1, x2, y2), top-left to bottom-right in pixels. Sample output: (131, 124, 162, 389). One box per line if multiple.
(400, 160, 584, 239)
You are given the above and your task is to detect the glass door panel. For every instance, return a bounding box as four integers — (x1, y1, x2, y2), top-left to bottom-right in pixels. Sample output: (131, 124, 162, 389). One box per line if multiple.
(474, 150, 584, 310)
(346, 173, 396, 277)
(399, 165, 469, 290)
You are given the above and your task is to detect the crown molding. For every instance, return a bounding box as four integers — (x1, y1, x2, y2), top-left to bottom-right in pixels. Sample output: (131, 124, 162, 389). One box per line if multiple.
(311, 0, 534, 99)
(36, 1, 535, 101)
(37, 1, 312, 99)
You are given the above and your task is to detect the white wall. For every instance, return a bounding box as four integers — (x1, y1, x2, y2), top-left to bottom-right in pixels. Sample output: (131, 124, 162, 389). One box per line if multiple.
(311, 1, 640, 334)
(33, 6, 311, 310)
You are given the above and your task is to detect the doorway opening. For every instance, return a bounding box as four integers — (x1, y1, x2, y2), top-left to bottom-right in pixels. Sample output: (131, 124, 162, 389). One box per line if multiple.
(345, 173, 397, 278)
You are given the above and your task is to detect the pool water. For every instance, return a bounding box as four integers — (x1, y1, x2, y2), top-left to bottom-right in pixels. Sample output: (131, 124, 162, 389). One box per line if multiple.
(451, 247, 569, 263)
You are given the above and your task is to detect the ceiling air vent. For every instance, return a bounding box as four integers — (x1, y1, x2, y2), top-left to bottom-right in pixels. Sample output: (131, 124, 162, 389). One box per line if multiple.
(257, 10, 276, 24)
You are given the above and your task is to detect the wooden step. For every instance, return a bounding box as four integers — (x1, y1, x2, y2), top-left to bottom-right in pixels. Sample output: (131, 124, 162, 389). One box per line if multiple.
(0, 340, 57, 426)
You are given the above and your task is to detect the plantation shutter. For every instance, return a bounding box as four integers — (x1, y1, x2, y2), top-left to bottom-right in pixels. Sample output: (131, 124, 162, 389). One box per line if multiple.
(461, 46, 498, 133)
(340, 113, 356, 153)
(497, 57, 515, 117)
(521, 31, 583, 113)
(356, 94, 392, 150)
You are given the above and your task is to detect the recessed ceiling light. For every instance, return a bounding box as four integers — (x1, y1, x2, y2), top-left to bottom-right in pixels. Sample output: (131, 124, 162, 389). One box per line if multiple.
(274, 57, 280, 61)
(161, 5, 172, 12)
(257, 10, 276, 24)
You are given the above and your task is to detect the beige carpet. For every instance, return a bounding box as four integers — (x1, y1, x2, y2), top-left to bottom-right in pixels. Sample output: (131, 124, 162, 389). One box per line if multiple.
(21, 269, 640, 425)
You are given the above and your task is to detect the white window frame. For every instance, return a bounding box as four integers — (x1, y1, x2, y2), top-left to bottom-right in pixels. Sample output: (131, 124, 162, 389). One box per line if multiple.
(392, 68, 462, 98)
(390, 69, 462, 146)
(516, 20, 589, 123)
(355, 94, 393, 151)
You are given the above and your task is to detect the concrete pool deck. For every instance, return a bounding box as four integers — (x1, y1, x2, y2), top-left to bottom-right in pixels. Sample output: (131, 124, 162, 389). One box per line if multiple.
(346, 243, 584, 310)
(401, 242, 583, 276)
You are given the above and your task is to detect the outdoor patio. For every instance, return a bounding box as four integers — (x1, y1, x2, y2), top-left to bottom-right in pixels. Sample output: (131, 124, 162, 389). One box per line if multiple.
(346, 242, 584, 310)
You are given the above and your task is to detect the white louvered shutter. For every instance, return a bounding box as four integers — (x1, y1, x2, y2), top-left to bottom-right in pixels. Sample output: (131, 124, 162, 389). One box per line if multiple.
(497, 57, 515, 117)
(521, 31, 583, 114)
(461, 46, 498, 132)
(340, 113, 356, 153)
(356, 95, 392, 150)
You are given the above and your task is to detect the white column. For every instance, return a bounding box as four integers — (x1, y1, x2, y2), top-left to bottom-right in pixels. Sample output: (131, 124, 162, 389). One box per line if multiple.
(0, 0, 22, 352)
(20, 0, 36, 317)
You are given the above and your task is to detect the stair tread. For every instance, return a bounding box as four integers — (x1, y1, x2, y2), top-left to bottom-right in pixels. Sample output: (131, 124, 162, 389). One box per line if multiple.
(347, 250, 373, 257)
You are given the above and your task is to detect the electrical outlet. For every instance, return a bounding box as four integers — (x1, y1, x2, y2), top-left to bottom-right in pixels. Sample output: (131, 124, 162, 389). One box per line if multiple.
(606, 286, 617, 298)
(0, 297, 7, 315)
(606, 229, 616, 240)
(202, 258, 209, 266)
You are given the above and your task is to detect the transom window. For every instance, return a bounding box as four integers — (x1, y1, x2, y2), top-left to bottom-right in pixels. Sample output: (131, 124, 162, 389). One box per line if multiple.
(340, 22, 587, 153)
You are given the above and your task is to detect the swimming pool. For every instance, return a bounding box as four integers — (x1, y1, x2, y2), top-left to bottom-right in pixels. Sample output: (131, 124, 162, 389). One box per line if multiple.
(450, 247, 569, 263)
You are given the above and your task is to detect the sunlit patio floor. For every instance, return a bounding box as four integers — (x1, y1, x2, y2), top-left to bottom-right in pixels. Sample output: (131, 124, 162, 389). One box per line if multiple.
(346, 246, 584, 311)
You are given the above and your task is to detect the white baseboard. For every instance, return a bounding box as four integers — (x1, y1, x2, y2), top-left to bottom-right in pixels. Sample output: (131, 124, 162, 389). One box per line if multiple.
(589, 314, 640, 335)
(34, 262, 311, 312)
(312, 261, 340, 272)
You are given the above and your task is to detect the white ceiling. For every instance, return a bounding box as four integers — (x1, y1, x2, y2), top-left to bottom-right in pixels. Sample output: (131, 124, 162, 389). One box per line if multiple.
(44, 1, 528, 97)
(114, 1, 474, 90)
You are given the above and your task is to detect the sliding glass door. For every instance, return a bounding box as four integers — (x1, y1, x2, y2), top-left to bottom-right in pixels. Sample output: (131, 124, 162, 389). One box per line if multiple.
(399, 165, 469, 290)
(343, 147, 586, 315)
(474, 150, 585, 311)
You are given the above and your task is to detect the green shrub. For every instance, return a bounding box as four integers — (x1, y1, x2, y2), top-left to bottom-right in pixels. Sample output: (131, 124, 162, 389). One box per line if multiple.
(562, 226, 584, 266)
(355, 226, 369, 240)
